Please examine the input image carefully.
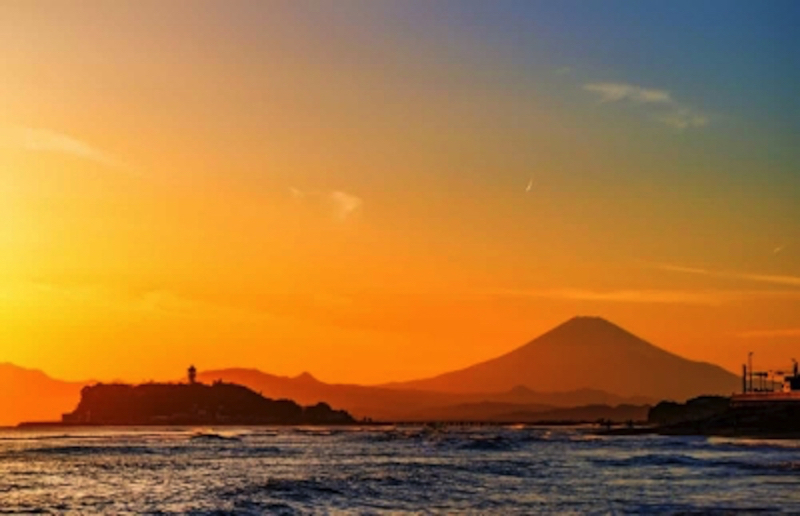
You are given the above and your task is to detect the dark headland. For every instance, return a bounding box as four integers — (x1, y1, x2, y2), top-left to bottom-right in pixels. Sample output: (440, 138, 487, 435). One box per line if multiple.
(19, 377, 355, 427)
(599, 396, 800, 439)
(602, 358, 800, 438)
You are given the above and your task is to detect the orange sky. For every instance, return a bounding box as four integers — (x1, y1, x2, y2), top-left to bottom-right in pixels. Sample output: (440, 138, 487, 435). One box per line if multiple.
(1, 2, 798, 384)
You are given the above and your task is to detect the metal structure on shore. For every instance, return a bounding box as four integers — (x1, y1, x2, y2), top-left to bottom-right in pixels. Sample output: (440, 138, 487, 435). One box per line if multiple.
(732, 355, 800, 407)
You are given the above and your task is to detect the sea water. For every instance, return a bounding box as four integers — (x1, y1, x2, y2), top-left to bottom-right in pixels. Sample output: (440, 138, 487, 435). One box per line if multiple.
(1, 426, 798, 514)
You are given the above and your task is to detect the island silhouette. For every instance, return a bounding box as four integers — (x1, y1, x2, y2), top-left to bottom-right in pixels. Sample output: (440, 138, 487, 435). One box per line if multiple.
(20, 366, 355, 427)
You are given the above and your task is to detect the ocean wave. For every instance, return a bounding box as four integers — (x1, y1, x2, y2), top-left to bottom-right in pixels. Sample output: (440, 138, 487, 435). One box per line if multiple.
(708, 437, 800, 450)
(457, 436, 516, 452)
(569, 433, 606, 442)
(239, 430, 280, 438)
(0, 430, 200, 443)
(218, 478, 345, 503)
(0, 433, 111, 442)
(621, 502, 777, 514)
(19, 444, 156, 456)
(592, 453, 709, 469)
(591, 452, 800, 477)
(211, 445, 290, 458)
(189, 431, 242, 442)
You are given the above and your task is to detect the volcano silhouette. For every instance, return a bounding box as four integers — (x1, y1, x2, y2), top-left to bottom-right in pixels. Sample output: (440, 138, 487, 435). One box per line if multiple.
(384, 316, 740, 401)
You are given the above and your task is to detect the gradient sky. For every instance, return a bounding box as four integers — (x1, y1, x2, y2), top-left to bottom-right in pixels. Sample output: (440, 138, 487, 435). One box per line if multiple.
(1, 0, 798, 383)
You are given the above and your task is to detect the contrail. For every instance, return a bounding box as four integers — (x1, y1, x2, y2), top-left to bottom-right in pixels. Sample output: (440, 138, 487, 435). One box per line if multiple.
(525, 177, 533, 192)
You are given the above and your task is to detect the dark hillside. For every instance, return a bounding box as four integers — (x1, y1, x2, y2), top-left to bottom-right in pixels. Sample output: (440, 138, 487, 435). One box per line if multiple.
(61, 382, 354, 425)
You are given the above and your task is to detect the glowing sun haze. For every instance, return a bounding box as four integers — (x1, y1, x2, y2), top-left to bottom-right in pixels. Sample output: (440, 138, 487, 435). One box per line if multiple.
(1, 1, 798, 383)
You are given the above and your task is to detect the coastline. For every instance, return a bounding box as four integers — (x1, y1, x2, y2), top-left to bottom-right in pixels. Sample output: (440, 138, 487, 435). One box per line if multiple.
(597, 427, 800, 440)
(11, 420, 800, 441)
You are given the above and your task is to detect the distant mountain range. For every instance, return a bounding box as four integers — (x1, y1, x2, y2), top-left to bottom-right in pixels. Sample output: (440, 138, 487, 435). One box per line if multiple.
(194, 368, 651, 421)
(0, 316, 741, 426)
(0, 363, 84, 427)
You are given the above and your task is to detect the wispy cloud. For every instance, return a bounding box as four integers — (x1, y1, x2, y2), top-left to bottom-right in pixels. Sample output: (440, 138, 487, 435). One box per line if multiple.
(654, 263, 800, 288)
(289, 187, 363, 220)
(494, 287, 800, 306)
(736, 272, 800, 288)
(4, 126, 129, 170)
(584, 83, 672, 104)
(774, 244, 786, 255)
(656, 108, 709, 129)
(329, 191, 363, 220)
(655, 264, 711, 275)
(555, 66, 573, 76)
(545, 288, 726, 305)
(583, 82, 708, 130)
(8, 282, 271, 321)
(498, 288, 737, 306)
(135, 289, 275, 320)
(737, 328, 800, 339)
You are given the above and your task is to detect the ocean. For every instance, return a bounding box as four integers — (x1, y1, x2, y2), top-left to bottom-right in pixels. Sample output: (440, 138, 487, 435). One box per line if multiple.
(1, 425, 798, 514)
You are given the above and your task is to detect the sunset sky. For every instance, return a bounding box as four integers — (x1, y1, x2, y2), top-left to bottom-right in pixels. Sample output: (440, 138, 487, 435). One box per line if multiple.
(1, 1, 798, 384)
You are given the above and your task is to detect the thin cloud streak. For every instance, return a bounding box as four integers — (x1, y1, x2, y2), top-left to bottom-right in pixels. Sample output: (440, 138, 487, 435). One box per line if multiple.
(491, 288, 800, 306)
(494, 287, 800, 306)
(737, 328, 800, 339)
(5, 126, 129, 170)
(543, 288, 726, 305)
(584, 83, 672, 104)
(11, 282, 273, 321)
(583, 82, 708, 130)
(657, 109, 709, 129)
(656, 264, 711, 275)
(654, 263, 800, 288)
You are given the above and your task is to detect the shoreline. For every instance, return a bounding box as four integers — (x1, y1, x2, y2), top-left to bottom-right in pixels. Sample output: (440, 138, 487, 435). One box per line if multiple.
(596, 426, 800, 440)
(11, 421, 800, 440)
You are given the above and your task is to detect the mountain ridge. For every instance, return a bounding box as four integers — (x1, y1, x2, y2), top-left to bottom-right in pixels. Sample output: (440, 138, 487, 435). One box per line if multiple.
(196, 367, 651, 421)
(0, 364, 86, 427)
(382, 316, 740, 400)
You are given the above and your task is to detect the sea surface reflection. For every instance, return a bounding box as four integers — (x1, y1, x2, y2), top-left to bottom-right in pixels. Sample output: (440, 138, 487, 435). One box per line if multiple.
(1, 426, 799, 514)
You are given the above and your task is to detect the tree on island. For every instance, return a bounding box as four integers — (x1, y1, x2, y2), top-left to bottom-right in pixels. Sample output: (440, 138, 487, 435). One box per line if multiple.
(188, 365, 197, 385)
